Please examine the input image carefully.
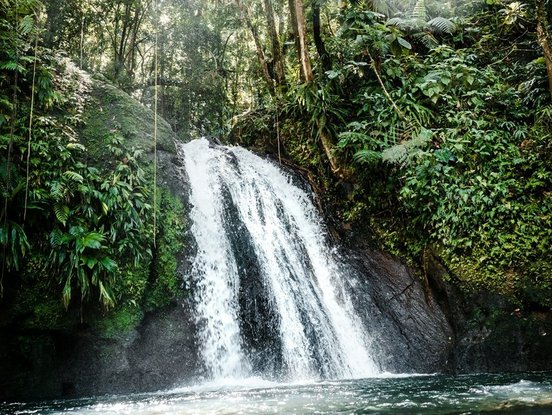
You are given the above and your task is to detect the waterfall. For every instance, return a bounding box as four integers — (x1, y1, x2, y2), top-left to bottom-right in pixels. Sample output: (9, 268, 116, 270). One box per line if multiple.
(181, 138, 379, 381)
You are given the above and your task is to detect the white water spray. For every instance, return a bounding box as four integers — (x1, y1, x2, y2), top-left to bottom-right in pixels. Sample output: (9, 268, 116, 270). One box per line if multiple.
(181, 138, 379, 381)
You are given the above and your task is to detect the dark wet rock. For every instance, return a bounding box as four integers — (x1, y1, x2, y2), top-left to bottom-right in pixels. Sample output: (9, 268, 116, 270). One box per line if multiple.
(61, 303, 199, 397)
(424, 254, 552, 374)
(344, 248, 453, 373)
(221, 185, 285, 376)
(0, 303, 198, 400)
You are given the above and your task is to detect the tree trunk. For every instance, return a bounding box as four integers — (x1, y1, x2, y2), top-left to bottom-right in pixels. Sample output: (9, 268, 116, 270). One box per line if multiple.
(312, 0, 330, 72)
(536, 0, 552, 99)
(125, 2, 146, 84)
(288, 0, 314, 82)
(288, 0, 300, 60)
(263, 0, 285, 85)
(235, 0, 275, 95)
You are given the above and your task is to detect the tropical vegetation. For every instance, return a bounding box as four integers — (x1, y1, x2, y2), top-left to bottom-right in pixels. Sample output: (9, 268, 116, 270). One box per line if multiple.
(0, 0, 551, 327)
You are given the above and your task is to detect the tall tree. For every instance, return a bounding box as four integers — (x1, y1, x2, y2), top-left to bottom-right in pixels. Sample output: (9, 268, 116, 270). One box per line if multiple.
(108, 0, 149, 86)
(235, 0, 275, 94)
(263, 0, 285, 85)
(536, 0, 552, 98)
(288, 0, 313, 82)
(312, 0, 330, 72)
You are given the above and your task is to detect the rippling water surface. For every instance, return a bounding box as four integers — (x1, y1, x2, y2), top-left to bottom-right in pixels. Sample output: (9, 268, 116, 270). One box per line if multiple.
(2, 372, 552, 414)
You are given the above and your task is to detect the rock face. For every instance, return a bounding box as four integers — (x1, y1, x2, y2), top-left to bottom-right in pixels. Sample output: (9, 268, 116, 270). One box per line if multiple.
(346, 249, 453, 373)
(346, 245, 552, 375)
(0, 303, 199, 399)
(424, 254, 552, 374)
(59, 303, 200, 397)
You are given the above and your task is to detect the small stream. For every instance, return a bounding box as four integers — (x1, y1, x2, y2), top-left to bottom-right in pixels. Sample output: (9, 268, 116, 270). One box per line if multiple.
(2, 373, 552, 414)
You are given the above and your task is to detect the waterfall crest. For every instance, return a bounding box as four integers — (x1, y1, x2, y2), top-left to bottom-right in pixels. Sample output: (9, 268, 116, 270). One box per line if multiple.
(181, 138, 379, 381)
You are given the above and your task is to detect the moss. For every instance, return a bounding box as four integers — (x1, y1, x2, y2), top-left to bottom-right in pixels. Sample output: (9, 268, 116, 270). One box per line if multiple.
(80, 79, 175, 163)
(12, 288, 74, 331)
(92, 305, 144, 340)
(144, 188, 188, 311)
(467, 304, 552, 347)
(7, 252, 79, 331)
(441, 249, 552, 309)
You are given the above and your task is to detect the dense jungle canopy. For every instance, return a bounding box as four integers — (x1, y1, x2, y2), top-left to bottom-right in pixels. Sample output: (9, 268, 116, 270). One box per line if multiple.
(0, 0, 551, 321)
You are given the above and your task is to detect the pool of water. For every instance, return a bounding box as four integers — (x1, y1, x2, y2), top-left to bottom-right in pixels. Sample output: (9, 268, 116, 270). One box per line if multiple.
(2, 372, 552, 414)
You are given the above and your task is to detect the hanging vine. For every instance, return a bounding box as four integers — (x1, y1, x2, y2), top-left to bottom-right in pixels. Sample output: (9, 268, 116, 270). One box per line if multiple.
(24, 29, 39, 221)
(1, 0, 20, 293)
(153, 0, 158, 248)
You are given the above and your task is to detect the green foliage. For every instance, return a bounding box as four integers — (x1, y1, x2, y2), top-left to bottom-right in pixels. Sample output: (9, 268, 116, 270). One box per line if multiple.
(0, 220, 29, 271)
(46, 131, 154, 309)
(284, 82, 345, 143)
(386, 0, 457, 51)
(144, 188, 187, 311)
(238, 0, 552, 308)
(0, 0, 195, 344)
(0, 0, 43, 284)
(0, 2, 159, 310)
(92, 305, 144, 340)
(49, 226, 117, 308)
(11, 266, 74, 330)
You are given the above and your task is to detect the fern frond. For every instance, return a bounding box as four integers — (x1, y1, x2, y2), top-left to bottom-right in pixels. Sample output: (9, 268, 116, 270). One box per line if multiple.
(63, 170, 84, 183)
(382, 144, 408, 164)
(411, 0, 427, 21)
(50, 228, 64, 247)
(0, 61, 26, 73)
(428, 17, 456, 34)
(54, 203, 70, 225)
(338, 131, 371, 148)
(387, 17, 407, 28)
(18, 14, 35, 35)
(49, 181, 66, 201)
(414, 32, 439, 49)
(383, 127, 431, 165)
(353, 149, 382, 164)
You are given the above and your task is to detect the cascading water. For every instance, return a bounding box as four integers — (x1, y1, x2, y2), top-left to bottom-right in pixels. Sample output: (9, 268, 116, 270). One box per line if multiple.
(182, 138, 379, 382)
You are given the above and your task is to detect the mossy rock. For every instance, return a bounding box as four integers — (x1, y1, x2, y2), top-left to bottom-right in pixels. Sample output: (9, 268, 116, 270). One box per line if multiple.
(144, 188, 188, 311)
(81, 78, 176, 162)
(90, 305, 144, 342)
